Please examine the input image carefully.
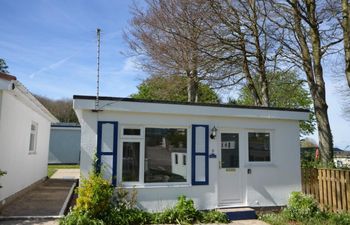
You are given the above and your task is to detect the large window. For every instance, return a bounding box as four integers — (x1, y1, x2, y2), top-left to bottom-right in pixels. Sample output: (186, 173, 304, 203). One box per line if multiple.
(29, 122, 38, 154)
(122, 142, 140, 182)
(144, 128, 187, 183)
(248, 132, 270, 162)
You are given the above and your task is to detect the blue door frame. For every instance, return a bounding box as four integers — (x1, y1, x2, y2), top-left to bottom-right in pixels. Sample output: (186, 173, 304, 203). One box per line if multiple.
(96, 121, 118, 186)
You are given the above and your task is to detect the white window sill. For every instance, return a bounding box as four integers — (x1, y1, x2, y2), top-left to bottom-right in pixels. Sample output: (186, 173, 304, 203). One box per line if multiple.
(120, 183, 191, 189)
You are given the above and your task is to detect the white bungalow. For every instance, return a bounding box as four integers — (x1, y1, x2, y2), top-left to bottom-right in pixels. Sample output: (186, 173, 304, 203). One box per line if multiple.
(73, 95, 308, 211)
(0, 72, 58, 205)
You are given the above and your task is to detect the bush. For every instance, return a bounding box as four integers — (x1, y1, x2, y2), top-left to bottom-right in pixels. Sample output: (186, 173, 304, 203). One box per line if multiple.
(60, 211, 105, 225)
(152, 195, 199, 224)
(199, 210, 229, 223)
(74, 172, 114, 219)
(106, 208, 151, 225)
(284, 192, 319, 221)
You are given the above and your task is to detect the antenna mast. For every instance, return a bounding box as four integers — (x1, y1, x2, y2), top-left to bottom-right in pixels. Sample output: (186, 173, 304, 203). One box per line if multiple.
(95, 28, 101, 110)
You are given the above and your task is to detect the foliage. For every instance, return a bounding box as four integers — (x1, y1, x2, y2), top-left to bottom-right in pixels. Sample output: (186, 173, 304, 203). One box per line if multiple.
(131, 75, 220, 103)
(151, 195, 228, 225)
(74, 172, 114, 219)
(0, 58, 9, 73)
(152, 195, 199, 224)
(112, 185, 138, 209)
(199, 210, 229, 223)
(106, 208, 151, 225)
(260, 191, 350, 225)
(61, 170, 227, 225)
(35, 95, 78, 123)
(237, 71, 315, 135)
(0, 169, 7, 188)
(60, 211, 105, 225)
(284, 192, 319, 221)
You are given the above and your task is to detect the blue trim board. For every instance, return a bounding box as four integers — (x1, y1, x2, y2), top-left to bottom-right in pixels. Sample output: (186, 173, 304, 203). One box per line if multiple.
(191, 124, 209, 185)
(96, 121, 118, 186)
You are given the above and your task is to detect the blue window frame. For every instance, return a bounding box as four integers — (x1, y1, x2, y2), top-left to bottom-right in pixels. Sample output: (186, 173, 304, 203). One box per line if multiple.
(97, 121, 118, 186)
(191, 124, 209, 185)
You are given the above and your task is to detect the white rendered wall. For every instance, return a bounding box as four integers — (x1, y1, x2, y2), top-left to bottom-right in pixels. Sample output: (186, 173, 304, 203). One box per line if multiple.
(0, 91, 51, 202)
(77, 109, 301, 211)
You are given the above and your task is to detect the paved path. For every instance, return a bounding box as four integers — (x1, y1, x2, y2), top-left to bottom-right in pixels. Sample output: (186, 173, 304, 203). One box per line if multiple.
(50, 169, 80, 180)
(0, 179, 76, 217)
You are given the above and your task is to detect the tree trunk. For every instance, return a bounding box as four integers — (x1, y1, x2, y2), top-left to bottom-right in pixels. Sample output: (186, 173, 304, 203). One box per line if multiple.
(291, 0, 333, 162)
(251, 0, 269, 107)
(342, 0, 350, 88)
(187, 71, 199, 103)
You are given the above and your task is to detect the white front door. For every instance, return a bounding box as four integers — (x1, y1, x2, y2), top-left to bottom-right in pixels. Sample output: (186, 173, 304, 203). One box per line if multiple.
(218, 132, 245, 206)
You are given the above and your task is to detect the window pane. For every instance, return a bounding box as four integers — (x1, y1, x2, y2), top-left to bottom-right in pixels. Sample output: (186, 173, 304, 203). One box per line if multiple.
(221, 133, 239, 168)
(122, 142, 140, 182)
(29, 133, 35, 151)
(101, 123, 114, 153)
(195, 155, 206, 182)
(145, 128, 187, 183)
(123, 128, 141, 136)
(101, 155, 113, 181)
(249, 133, 270, 162)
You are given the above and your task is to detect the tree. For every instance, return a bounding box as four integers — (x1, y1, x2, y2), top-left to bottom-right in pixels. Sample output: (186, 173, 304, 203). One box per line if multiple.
(268, 0, 342, 162)
(342, 0, 350, 88)
(0, 58, 9, 73)
(206, 0, 284, 107)
(125, 0, 215, 102)
(237, 71, 316, 135)
(35, 95, 78, 123)
(130, 75, 220, 103)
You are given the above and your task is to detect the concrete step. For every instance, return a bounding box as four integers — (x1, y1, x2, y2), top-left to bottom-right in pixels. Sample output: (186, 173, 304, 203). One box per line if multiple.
(217, 207, 257, 221)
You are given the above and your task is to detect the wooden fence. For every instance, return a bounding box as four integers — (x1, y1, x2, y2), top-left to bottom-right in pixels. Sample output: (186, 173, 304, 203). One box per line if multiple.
(302, 168, 350, 212)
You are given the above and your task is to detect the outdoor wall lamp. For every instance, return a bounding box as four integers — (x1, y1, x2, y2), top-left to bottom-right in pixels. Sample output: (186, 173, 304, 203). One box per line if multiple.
(210, 126, 217, 139)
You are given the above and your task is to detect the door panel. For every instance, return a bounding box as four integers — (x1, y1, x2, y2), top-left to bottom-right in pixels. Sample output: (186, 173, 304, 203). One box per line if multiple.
(97, 121, 118, 186)
(218, 132, 245, 206)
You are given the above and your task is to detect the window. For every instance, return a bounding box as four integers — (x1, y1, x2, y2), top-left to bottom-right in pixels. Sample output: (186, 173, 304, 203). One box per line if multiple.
(248, 132, 270, 162)
(183, 155, 186, 165)
(123, 128, 141, 136)
(175, 154, 179, 164)
(122, 142, 140, 182)
(29, 122, 38, 153)
(221, 133, 239, 168)
(144, 128, 187, 183)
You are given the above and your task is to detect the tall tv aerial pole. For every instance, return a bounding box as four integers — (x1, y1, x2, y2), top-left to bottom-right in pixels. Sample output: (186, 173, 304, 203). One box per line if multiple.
(95, 28, 101, 110)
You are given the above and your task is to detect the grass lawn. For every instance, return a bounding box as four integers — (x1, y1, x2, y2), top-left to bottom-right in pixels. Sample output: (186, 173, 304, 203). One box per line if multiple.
(48, 164, 80, 177)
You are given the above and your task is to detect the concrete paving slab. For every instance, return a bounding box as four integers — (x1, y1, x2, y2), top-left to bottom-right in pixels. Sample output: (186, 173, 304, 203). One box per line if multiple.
(0, 179, 76, 217)
(50, 169, 80, 180)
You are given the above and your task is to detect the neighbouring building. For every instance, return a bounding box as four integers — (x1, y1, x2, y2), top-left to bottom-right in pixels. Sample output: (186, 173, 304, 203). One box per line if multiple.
(0, 72, 58, 204)
(73, 95, 309, 211)
(49, 123, 81, 164)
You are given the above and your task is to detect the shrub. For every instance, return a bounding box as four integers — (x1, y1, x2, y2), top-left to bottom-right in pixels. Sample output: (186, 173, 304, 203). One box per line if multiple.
(199, 210, 229, 223)
(112, 184, 138, 209)
(105, 208, 151, 225)
(59, 211, 105, 225)
(152, 195, 199, 224)
(74, 172, 114, 219)
(284, 192, 319, 221)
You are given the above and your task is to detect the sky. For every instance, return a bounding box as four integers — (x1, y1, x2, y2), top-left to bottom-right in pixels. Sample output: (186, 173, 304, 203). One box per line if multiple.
(0, 0, 349, 149)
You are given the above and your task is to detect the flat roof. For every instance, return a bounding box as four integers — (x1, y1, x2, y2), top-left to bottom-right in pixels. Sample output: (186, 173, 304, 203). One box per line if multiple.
(73, 95, 310, 113)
